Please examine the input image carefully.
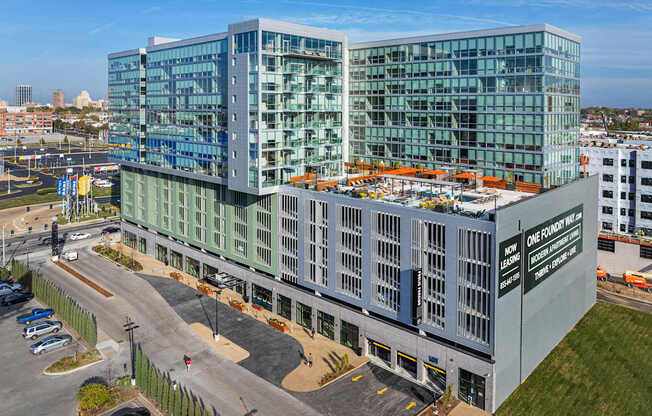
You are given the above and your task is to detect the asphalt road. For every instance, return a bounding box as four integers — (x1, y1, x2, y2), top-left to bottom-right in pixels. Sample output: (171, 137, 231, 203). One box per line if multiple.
(136, 272, 304, 387)
(22, 245, 321, 416)
(597, 288, 652, 314)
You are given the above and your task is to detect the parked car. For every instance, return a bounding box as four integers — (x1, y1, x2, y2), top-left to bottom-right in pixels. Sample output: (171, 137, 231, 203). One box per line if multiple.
(16, 308, 54, 324)
(102, 226, 120, 234)
(70, 232, 90, 241)
(62, 251, 78, 261)
(0, 282, 22, 296)
(30, 334, 72, 355)
(1, 291, 34, 306)
(40, 237, 65, 246)
(23, 320, 62, 340)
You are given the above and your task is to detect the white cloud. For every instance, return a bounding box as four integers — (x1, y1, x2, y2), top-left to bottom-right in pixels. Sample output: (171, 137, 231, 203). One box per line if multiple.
(89, 22, 115, 35)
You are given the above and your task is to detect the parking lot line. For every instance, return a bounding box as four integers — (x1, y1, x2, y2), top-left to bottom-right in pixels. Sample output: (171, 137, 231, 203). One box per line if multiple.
(352, 375, 363, 381)
(377, 387, 388, 395)
(406, 401, 416, 410)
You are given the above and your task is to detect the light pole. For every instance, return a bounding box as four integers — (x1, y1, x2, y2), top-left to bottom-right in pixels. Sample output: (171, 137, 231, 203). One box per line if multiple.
(214, 289, 220, 341)
(123, 317, 139, 385)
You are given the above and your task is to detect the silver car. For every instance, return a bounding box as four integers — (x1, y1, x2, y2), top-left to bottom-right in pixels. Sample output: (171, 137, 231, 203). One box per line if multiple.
(30, 334, 72, 355)
(0, 282, 21, 296)
(23, 320, 63, 340)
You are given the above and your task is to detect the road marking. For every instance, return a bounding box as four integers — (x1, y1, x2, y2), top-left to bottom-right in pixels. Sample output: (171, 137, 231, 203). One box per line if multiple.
(352, 375, 363, 381)
(406, 402, 416, 410)
(377, 387, 388, 395)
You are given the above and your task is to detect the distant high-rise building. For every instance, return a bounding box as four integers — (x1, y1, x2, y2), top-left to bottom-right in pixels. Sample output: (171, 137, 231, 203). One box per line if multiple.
(52, 89, 65, 108)
(72, 90, 92, 108)
(15, 85, 32, 106)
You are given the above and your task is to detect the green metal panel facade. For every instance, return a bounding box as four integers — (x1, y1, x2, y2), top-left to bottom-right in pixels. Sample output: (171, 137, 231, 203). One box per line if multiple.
(121, 166, 278, 275)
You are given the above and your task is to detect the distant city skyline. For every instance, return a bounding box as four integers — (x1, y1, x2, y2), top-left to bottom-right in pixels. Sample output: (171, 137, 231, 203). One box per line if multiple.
(1, 0, 652, 107)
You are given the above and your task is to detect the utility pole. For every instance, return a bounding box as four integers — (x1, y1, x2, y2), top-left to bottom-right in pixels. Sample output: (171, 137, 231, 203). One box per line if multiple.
(123, 318, 139, 385)
(214, 289, 220, 341)
(7, 168, 10, 194)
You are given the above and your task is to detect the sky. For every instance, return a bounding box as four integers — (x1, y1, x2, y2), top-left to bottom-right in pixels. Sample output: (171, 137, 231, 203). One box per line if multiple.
(1, 0, 651, 108)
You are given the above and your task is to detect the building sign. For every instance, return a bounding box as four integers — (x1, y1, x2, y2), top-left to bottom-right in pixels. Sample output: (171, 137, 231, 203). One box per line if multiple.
(498, 234, 522, 298)
(428, 356, 438, 365)
(524, 204, 583, 293)
(412, 268, 423, 325)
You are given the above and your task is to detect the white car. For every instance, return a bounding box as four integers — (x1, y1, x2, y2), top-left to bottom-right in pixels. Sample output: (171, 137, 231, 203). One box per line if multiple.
(70, 232, 90, 241)
(61, 251, 78, 261)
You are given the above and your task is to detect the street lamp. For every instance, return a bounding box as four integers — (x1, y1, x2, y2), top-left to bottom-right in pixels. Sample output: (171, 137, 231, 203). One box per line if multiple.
(123, 317, 139, 385)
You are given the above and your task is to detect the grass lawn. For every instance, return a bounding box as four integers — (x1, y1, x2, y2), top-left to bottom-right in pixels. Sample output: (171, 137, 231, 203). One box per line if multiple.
(46, 349, 101, 373)
(0, 193, 61, 210)
(496, 302, 652, 416)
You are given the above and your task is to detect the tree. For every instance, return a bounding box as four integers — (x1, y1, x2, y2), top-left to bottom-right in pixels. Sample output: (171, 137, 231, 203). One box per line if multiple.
(188, 395, 195, 416)
(155, 371, 164, 408)
(167, 383, 176, 415)
(161, 378, 170, 413)
(135, 347, 143, 388)
(173, 387, 182, 416)
(194, 399, 202, 416)
(181, 390, 189, 416)
(63, 136, 69, 144)
(148, 364, 157, 399)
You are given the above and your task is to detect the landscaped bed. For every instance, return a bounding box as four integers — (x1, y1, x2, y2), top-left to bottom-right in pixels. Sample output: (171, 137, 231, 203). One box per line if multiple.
(46, 348, 102, 373)
(93, 245, 144, 272)
(496, 302, 652, 416)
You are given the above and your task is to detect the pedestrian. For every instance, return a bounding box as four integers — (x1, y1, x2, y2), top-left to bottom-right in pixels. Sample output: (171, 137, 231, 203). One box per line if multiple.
(311, 327, 315, 340)
(308, 353, 313, 368)
(185, 356, 192, 372)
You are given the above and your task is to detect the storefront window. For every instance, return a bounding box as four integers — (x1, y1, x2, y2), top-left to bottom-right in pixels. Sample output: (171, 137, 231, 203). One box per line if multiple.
(277, 294, 292, 320)
(317, 311, 335, 340)
(397, 351, 417, 378)
(340, 320, 359, 352)
(185, 257, 200, 278)
(296, 302, 312, 329)
(252, 284, 272, 311)
(124, 231, 137, 248)
(459, 368, 486, 410)
(138, 237, 147, 254)
(368, 339, 391, 367)
(170, 250, 183, 270)
(156, 244, 167, 263)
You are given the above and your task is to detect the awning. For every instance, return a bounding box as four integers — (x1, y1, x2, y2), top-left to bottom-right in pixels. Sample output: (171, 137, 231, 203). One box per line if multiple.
(453, 172, 476, 179)
(424, 363, 446, 374)
(372, 341, 390, 351)
(477, 175, 502, 181)
(397, 351, 416, 362)
(421, 170, 447, 176)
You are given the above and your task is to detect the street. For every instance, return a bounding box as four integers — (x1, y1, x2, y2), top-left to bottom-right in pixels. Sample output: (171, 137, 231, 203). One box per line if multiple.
(19, 242, 321, 416)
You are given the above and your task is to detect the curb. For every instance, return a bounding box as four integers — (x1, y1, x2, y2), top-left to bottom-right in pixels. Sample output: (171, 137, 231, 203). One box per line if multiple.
(311, 360, 369, 391)
(597, 287, 652, 306)
(43, 356, 104, 376)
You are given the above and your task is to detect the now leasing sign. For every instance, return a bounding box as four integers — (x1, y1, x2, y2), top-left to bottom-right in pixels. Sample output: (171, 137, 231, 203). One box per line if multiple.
(524, 204, 583, 293)
(498, 234, 522, 298)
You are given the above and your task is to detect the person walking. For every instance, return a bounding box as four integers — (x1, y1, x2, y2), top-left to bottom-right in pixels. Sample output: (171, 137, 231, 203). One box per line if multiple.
(308, 353, 313, 368)
(311, 327, 316, 340)
(185, 356, 192, 372)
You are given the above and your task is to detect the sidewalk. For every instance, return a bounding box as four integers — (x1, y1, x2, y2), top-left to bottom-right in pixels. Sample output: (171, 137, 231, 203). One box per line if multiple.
(113, 242, 369, 392)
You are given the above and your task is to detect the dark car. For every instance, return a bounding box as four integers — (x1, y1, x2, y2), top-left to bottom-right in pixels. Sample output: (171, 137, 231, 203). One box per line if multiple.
(40, 237, 65, 246)
(1, 291, 34, 306)
(102, 226, 120, 234)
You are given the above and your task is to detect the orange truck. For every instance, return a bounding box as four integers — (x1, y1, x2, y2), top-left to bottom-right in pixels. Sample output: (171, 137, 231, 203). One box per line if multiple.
(623, 270, 652, 293)
(596, 267, 608, 281)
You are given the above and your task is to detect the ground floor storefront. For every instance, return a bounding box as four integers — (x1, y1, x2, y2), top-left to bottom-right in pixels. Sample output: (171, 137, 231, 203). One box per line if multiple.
(123, 220, 494, 411)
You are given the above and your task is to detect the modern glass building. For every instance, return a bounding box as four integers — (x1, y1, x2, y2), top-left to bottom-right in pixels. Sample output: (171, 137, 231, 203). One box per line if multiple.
(349, 25, 580, 186)
(15, 84, 32, 106)
(108, 19, 595, 413)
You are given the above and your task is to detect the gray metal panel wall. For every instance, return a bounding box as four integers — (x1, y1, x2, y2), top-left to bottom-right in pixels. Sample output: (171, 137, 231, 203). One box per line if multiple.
(492, 175, 598, 410)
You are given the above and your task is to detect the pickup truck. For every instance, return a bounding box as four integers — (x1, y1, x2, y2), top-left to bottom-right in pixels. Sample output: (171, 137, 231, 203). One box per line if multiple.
(16, 308, 54, 325)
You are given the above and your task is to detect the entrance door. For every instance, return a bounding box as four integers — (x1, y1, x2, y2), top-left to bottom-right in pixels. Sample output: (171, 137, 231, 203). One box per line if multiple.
(458, 368, 485, 410)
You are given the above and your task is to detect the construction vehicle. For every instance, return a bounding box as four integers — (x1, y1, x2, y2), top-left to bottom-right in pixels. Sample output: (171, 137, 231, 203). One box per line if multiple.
(623, 270, 652, 293)
(580, 154, 589, 178)
(596, 267, 608, 281)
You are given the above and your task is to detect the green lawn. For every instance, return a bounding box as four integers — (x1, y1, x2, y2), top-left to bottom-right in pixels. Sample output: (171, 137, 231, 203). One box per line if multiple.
(496, 302, 652, 416)
(0, 193, 62, 210)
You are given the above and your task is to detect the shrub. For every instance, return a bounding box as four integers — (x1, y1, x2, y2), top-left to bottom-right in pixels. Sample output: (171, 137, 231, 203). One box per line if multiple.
(441, 385, 453, 406)
(77, 383, 114, 412)
(36, 187, 57, 195)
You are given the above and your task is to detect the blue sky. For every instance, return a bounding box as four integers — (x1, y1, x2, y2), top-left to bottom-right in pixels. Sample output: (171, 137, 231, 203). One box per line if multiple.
(1, 0, 651, 107)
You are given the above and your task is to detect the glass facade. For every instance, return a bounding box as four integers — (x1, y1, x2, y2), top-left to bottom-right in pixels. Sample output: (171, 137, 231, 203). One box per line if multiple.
(253, 31, 344, 189)
(108, 52, 145, 162)
(349, 30, 579, 186)
(145, 39, 228, 177)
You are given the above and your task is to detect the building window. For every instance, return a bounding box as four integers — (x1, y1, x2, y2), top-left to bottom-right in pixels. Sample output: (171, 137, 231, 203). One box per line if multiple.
(602, 190, 613, 199)
(602, 206, 613, 215)
(621, 159, 627, 167)
(185, 257, 200, 278)
(602, 174, 613, 183)
(317, 311, 335, 340)
(597, 237, 615, 252)
(621, 208, 627, 216)
(642, 178, 652, 186)
(621, 175, 627, 184)
(232, 76, 236, 85)
(138, 237, 147, 254)
(340, 320, 359, 351)
(620, 192, 626, 200)
(602, 222, 613, 231)
(170, 250, 183, 270)
(156, 244, 167, 263)
(620, 224, 626, 232)
(602, 158, 614, 166)
(642, 194, 652, 203)
(277, 294, 292, 320)
(367, 339, 391, 367)
(642, 161, 652, 169)
(252, 284, 272, 311)
(459, 369, 486, 410)
(371, 211, 401, 312)
(641, 245, 652, 260)
(629, 176, 635, 184)
(296, 302, 312, 329)
(337, 205, 363, 299)
(232, 95, 236, 103)
(397, 351, 417, 378)
(641, 211, 652, 220)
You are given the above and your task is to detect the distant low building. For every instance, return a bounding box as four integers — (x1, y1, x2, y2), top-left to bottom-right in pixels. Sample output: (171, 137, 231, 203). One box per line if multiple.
(0, 106, 53, 136)
(0, 100, 7, 108)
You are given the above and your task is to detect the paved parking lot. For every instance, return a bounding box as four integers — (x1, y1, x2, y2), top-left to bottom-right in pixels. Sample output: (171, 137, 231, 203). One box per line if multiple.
(0, 299, 106, 416)
(293, 363, 435, 416)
